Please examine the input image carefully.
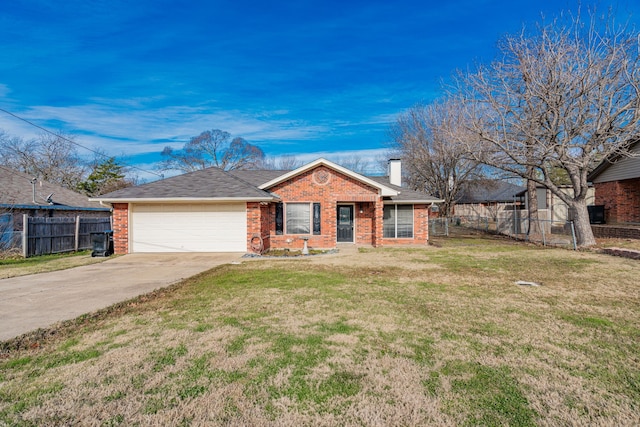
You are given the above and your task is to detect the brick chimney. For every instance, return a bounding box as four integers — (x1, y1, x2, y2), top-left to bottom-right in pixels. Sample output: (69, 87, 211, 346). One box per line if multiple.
(388, 159, 402, 187)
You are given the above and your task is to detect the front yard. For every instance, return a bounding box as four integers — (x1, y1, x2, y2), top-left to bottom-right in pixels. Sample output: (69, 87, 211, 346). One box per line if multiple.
(1, 234, 639, 426)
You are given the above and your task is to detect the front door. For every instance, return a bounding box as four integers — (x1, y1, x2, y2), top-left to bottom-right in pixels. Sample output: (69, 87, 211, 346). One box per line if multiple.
(337, 205, 354, 242)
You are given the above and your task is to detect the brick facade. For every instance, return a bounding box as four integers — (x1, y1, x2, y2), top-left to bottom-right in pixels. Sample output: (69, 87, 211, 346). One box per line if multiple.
(594, 178, 640, 224)
(112, 203, 129, 254)
(260, 166, 430, 252)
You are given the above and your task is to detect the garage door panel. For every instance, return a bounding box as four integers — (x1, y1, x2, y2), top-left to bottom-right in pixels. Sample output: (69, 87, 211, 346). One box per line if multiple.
(131, 203, 246, 252)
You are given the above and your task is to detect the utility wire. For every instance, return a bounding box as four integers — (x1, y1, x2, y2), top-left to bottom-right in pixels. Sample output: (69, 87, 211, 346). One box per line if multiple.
(0, 107, 164, 179)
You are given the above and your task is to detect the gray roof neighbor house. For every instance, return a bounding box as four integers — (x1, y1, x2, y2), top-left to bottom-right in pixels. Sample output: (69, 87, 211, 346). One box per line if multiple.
(0, 166, 109, 212)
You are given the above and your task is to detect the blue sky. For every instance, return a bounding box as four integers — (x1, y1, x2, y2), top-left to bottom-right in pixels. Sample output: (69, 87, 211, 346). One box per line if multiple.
(2, 0, 640, 179)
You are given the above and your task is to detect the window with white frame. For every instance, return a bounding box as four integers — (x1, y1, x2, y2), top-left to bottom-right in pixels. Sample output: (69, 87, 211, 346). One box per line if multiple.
(383, 204, 413, 238)
(286, 203, 311, 234)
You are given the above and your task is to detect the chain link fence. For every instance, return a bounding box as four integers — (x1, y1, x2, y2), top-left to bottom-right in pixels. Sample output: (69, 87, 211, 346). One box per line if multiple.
(430, 214, 578, 249)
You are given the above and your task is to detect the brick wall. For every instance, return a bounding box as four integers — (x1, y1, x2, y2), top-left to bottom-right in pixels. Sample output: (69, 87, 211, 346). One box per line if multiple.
(380, 204, 430, 246)
(267, 166, 381, 249)
(246, 202, 273, 253)
(591, 225, 640, 239)
(112, 203, 129, 254)
(264, 166, 430, 250)
(595, 178, 640, 223)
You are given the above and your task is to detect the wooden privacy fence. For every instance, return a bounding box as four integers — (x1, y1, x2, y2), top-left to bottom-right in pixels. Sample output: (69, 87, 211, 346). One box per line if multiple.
(23, 215, 112, 257)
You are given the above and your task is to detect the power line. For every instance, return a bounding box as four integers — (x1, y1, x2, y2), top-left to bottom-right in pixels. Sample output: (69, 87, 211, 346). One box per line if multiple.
(0, 107, 164, 179)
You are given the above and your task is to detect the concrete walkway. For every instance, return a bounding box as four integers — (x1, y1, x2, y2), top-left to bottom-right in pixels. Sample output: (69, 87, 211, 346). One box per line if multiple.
(0, 253, 241, 341)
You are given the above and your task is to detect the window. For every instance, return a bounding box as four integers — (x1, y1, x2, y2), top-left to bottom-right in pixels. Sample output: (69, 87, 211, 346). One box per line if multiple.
(286, 203, 311, 234)
(383, 204, 413, 238)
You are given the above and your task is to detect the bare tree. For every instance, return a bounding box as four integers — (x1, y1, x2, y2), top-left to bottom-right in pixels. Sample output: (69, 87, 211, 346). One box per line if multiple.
(160, 129, 265, 172)
(458, 10, 640, 246)
(260, 155, 304, 170)
(333, 155, 372, 175)
(0, 130, 86, 190)
(390, 99, 484, 216)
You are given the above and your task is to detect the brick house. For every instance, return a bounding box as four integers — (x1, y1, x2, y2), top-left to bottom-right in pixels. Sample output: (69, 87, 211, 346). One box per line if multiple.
(588, 141, 640, 224)
(92, 158, 441, 254)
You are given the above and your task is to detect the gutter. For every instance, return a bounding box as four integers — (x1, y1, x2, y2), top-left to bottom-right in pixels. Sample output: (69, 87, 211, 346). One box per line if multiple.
(89, 196, 277, 204)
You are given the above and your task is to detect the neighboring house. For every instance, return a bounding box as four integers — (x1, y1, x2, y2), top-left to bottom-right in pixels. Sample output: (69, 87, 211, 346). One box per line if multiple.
(92, 158, 441, 254)
(454, 181, 525, 219)
(515, 185, 595, 225)
(588, 141, 640, 224)
(0, 166, 111, 241)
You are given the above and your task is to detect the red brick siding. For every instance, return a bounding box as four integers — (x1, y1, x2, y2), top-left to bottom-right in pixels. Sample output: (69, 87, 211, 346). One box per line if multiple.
(592, 225, 640, 239)
(260, 203, 271, 250)
(268, 166, 382, 249)
(246, 202, 273, 253)
(595, 178, 640, 223)
(380, 204, 430, 246)
(263, 166, 430, 250)
(112, 203, 129, 254)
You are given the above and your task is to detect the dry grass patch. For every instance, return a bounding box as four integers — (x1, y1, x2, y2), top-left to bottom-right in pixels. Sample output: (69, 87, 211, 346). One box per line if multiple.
(0, 251, 111, 279)
(1, 233, 639, 426)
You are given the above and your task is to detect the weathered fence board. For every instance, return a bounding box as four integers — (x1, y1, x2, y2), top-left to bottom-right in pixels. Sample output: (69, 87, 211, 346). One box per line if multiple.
(24, 216, 111, 257)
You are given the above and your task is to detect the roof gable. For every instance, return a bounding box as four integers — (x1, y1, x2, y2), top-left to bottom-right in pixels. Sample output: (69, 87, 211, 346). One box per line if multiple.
(258, 158, 399, 197)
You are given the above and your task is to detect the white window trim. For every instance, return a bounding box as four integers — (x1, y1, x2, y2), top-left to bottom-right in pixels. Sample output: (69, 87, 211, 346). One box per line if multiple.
(384, 204, 414, 239)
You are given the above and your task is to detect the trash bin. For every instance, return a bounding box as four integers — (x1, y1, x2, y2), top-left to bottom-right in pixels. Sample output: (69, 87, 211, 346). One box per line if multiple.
(588, 205, 605, 224)
(91, 230, 113, 257)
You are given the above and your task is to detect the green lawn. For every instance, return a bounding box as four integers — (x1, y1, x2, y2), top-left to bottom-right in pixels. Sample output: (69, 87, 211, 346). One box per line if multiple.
(1, 234, 639, 426)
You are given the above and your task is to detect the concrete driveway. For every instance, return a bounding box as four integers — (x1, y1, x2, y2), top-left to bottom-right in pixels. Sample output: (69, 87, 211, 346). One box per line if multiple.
(0, 253, 241, 341)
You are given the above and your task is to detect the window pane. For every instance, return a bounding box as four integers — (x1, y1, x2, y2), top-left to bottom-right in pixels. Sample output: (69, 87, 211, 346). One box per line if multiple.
(396, 205, 413, 238)
(286, 203, 310, 234)
(383, 205, 396, 238)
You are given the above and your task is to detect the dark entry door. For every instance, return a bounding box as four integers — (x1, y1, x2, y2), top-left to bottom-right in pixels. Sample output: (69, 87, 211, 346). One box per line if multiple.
(337, 205, 354, 242)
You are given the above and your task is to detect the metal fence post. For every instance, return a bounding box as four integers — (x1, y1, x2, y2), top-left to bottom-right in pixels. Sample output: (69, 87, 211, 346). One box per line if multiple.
(22, 214, 28, 258)
(445, 217, 449, 236)
(74, 216, 81, 252)
(540, 220, 546, 246)
(570, 221, 577, 250)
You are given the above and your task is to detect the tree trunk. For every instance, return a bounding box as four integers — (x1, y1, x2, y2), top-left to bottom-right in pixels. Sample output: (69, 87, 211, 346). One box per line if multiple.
(569, 201, 596, 247)
(526, 177, 538, 236)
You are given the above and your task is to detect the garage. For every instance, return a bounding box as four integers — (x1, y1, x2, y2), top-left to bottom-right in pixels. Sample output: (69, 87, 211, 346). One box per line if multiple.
(131, 203, 247, 252)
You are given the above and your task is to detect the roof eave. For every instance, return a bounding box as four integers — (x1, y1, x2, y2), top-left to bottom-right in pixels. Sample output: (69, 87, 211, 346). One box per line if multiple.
(384, 199, 444, 204)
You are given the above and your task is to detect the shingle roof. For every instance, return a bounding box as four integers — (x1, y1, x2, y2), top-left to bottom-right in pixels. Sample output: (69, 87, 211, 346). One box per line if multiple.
(457, 181, 525, 204)
(227, 169, 291, 187)
(0, 166, 108, 210)
(96, 166, 275, 200)
(367, 176, 442, 203)
(93, 162, 440, 203)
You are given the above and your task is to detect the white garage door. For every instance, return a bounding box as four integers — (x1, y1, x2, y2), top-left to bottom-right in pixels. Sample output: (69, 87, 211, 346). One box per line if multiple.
(131, 203, 246, 252)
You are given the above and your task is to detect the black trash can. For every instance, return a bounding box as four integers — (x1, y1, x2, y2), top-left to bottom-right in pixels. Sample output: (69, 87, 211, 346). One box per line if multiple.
(588, 205, 606, 224)
(91, 230, 114, 257)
